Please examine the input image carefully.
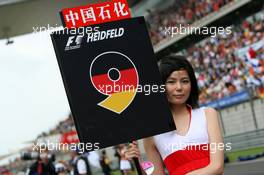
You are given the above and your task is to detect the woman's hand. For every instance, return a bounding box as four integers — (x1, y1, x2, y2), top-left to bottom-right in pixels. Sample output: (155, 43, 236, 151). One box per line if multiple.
(124, 141, 141, 160)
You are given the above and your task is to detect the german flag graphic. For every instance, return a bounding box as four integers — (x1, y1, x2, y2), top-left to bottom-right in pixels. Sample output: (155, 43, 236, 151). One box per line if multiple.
(90, 51, 138, 114)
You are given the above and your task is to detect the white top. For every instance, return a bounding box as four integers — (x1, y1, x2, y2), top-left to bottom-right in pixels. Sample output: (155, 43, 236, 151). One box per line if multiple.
(71, 157, 87, 175)
(77, 159, 87, 174)
(153, 107, 209, 160)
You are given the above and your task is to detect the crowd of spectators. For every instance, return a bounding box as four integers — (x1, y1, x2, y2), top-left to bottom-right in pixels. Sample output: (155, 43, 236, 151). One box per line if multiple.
(146, 0, 234, 45)
(183, 10, 264, 104)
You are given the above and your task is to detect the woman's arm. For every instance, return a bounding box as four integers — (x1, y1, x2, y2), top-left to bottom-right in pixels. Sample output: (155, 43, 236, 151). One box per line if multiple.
(143, 137, 166, 175)
(187, 107, 224, 175)
(125, 139, 166, 175)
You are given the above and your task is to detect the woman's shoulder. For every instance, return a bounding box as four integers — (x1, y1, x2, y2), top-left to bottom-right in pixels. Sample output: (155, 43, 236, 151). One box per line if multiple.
(192, 106, 219, 124)
(194, 106, 218, 114)
(201, 106, 219, 123)
(203, 106, 217, 112)
(203, 107, 218, 116)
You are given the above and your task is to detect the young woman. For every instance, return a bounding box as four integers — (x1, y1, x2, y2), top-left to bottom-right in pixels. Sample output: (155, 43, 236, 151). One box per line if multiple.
(125, 55, 224, 175)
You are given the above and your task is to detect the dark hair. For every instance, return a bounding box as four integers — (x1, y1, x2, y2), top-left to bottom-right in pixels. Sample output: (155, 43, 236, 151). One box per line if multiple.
(159, 55, 199, 108)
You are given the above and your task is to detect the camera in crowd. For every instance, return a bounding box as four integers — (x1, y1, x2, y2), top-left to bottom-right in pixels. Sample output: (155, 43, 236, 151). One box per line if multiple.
(20, 151, 55, 162)
(20, 151, 39, 160)
(55, 162, 67, 173)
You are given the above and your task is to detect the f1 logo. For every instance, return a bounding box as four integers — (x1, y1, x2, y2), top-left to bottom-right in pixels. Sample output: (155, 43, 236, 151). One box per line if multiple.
(65, 35, 83, 50)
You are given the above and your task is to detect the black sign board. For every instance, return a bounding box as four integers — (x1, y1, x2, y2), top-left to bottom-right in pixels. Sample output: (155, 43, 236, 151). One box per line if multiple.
(51, 17, 175, 150)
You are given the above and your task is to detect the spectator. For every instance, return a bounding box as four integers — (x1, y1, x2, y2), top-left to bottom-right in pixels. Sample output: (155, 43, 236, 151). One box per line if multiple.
(99, 150, 112, 175)
(29, 147, 57, 175)
(70, 149, 92, 175)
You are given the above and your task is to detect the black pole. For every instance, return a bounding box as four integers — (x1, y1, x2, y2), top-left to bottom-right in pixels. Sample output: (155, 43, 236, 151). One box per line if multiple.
(133, 157, 143, 175)
(129, 141, 143, 175)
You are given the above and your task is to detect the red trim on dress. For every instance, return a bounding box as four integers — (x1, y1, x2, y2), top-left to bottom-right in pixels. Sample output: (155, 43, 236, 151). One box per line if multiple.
(164, 143, 210, 175)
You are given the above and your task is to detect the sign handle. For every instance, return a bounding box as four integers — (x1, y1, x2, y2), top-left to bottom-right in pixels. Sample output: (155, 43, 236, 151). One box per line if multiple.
(133, 157, 143, 175)
(129, 141, 143, 175)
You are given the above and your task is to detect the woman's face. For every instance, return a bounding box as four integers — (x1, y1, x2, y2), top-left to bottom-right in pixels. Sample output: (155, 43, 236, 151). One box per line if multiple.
(165, 70, 191, 105)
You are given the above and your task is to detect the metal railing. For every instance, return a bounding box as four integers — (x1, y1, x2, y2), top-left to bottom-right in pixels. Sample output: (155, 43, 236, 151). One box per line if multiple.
(224, 129, 264, 151)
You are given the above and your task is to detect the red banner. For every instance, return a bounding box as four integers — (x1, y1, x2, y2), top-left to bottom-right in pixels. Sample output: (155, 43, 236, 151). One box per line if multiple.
(60, 130, 79, 144)
(61, 0, 131, 28)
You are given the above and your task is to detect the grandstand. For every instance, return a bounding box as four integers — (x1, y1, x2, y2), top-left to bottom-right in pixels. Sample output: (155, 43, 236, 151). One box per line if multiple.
(0, 0, 264, 174)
